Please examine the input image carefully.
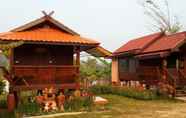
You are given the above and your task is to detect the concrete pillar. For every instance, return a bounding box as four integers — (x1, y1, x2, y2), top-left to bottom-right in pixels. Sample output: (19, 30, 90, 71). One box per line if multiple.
(112, 58, 119, 85)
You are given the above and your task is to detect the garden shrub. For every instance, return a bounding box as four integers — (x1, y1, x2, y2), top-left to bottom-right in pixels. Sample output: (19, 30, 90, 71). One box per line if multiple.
(112, 87, 159, 100)
(0, 94, 7, 108)
(0, 80, 6, 94)
(16, 102, 40, 115)
(89, 85, 159, 100)
(0, 99, 7, 108)
(89, 85, 112, 94)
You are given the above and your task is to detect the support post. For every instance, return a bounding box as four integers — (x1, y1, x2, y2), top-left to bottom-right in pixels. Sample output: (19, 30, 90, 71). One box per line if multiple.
(75, 46, 80, 89)
(76, 46, 80, 66)
(112, 57, 119, 85)
(7, 92, 16, 112)
(9, 48, 14, 74)
(14, 91, 20, 107)
(162, 59, 167, 82)
(9, 48, 14, 86)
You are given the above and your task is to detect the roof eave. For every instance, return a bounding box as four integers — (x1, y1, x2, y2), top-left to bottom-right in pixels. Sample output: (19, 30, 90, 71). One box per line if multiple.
(86, 46, 112, 57)
(0, 39, 99, 46)
(111, 49, 140, 57)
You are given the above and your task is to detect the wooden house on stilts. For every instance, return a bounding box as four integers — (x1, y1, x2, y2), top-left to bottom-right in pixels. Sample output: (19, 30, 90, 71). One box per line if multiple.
(0, 12, 111, 111)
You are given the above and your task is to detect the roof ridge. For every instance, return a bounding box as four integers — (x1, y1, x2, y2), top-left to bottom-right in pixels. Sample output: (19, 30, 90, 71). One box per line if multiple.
(127, 32, 161, 42)
(162, 31, 186, 38)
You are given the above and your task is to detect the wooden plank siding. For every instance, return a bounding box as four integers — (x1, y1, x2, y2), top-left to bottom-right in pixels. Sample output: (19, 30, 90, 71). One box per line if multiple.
(14, 44, 74, 65)
(12, 65, 79, 85)
(119, 66, 161, 86)
(137, 66, 161, 85)
(10, 44, 80, 91)
(119, 72, 138, 81)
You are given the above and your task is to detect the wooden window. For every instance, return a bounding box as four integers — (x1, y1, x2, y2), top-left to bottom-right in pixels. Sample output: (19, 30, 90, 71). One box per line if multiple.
(129, 59, 137, 73)
(119, 59, 129, 72)
(119, 58, 138, 73)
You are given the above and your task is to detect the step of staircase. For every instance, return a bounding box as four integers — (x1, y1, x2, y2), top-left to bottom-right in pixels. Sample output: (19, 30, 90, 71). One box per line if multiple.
(175, 89, 186, 97)
(175, 97, 186, 102)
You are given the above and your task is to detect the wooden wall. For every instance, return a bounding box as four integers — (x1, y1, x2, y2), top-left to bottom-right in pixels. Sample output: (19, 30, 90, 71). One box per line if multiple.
(139, 58, 162, 67)
(13, 44, 74, 65)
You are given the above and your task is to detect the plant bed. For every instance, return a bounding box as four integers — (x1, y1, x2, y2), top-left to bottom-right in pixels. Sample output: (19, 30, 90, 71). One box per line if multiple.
(88, 85, 170, 100)
(14, 96, 107, 117)
(10, 89, 101, 117)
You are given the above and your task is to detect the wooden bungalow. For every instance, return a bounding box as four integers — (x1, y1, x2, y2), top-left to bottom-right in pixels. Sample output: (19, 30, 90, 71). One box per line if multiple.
(112, 32, 186, 95)
(0, 12, 111, 111)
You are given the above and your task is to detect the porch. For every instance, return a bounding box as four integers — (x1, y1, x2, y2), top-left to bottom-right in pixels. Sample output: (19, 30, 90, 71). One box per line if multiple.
(118, 66, 161, 87)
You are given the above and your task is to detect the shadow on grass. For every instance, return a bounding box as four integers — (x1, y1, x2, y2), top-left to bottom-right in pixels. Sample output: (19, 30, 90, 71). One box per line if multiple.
(0, 110, 15, 118)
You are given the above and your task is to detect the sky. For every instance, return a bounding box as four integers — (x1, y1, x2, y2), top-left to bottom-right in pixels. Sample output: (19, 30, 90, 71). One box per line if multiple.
(0, 0, 185, 52)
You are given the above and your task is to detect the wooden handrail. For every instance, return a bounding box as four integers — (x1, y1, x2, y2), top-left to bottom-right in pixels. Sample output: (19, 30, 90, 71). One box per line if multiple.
(165, 68, 177, 88)
(137, 66, 160, 76)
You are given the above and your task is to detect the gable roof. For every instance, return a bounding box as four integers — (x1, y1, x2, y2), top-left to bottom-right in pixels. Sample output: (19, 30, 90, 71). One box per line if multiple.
(142, 32, 186, 53)
(113, 32, 186, 57)
(11, 15, 79, 35)
(0, 15, 99, 46)
(0, 14, 111, 57)
(114, 33, 163, 55)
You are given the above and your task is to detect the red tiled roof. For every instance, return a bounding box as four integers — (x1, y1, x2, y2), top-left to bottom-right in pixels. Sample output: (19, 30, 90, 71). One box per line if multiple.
(114, 33, 162, 54)
(0, 27, 99, 45)
(113, 32, 186, 57)
(142, 32, 186, 53)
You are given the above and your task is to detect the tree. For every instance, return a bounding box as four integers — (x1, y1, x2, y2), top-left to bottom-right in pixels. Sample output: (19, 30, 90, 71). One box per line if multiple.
(80, 57, 111, 87)
(95, 57, 111, 80)
(141, 0, 182, 34)
(0, 41, 24, 93)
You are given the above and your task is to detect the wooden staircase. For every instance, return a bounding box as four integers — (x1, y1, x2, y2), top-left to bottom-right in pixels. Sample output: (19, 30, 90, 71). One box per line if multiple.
(175, 88, 186, 102)
(175, 89, 186, 97)
(167, 69, 186, 97)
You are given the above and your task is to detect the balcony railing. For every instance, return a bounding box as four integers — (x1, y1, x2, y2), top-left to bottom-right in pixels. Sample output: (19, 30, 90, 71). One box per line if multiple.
(12, 65, 79, 86)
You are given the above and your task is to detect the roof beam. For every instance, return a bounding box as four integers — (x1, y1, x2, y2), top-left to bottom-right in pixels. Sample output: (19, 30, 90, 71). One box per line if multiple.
(42, 10, 55, 17)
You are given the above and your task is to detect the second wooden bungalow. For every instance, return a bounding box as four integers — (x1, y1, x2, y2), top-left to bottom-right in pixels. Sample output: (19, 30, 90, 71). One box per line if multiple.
(112, 32, 186, 95)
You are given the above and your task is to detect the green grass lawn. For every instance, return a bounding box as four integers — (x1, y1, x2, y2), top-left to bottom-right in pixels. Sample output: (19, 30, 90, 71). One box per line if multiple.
(53, 94, 186, 118)
(1, 94, 186, 118)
